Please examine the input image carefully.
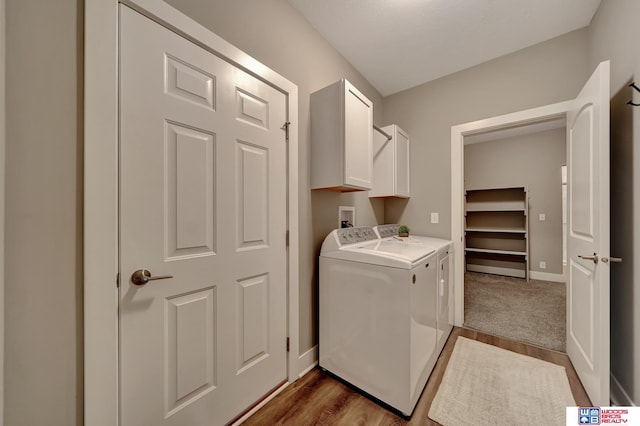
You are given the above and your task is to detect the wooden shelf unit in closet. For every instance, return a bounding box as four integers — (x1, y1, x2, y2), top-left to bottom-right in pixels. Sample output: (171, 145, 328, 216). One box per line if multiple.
(464, 187, 529, 280)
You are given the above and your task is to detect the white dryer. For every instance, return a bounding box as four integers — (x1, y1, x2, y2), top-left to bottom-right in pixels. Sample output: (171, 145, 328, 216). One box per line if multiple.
(319, 226, 438, 416)
(375, 225, 455, 355)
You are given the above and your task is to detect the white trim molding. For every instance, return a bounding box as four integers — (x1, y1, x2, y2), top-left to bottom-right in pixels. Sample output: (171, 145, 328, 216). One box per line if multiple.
(465, 265, 526, 279)
(528, 270, 566, 283)
(611, 373, 636, 406)
(85, 1, 300, 425)
(0, 0, 6, 422)
(298, 345, 318, 378)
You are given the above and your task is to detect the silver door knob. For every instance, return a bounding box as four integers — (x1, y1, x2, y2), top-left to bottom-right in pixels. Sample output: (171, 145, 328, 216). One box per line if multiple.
(578, 253, 599, 264)
(602, 256, 623, 263)
(131, 269, 174, 286)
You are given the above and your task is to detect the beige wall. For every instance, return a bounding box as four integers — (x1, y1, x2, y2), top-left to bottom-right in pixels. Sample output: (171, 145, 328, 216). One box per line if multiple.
(464, 129, 566, 274)
(589, 0, 640, 406)
(382, 29, 589, 239)
(5, 0, 83, 425)
(164, 0, 386, 354)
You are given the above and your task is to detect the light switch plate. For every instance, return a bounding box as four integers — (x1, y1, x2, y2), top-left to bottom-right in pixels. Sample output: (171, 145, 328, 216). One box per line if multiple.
(539, 213, 546, 221)
(431, 212, 439, 224)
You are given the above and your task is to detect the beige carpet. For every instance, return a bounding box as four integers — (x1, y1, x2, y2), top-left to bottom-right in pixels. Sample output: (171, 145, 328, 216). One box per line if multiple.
(428, 337, 575, 426)
(464, 272, 566, 351)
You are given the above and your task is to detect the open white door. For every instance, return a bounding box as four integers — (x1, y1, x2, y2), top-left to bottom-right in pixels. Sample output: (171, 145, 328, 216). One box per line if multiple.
(566, 60, 610, 406)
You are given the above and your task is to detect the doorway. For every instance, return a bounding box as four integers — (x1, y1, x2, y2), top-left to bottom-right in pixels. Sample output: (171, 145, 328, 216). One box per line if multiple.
(461, 122, 567, 351)
(451, 103, 574, 328)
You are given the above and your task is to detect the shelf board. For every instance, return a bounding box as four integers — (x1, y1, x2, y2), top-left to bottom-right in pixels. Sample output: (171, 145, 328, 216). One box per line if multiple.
(465, 205, 526, 212)
(465, 227, 526, 234)
(465, 186, 526, 193)
(464, 247, 527, 256)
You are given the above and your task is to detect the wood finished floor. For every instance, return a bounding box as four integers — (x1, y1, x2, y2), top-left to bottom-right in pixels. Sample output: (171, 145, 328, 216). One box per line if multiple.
(242, 327, 590, 425)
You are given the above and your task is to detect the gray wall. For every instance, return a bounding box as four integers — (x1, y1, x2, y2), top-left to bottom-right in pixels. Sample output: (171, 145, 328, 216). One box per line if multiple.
(589, 0, 640, 406)
(464, 129, 566, 275)
(382, 29, 589, 239)
(5, 0, 84, 425)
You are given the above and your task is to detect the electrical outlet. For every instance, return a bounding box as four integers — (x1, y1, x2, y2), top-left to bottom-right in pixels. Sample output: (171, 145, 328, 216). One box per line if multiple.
(539, 213, 546, 221)
(430, 212, 439, 224)
(539, 261, 546, 269)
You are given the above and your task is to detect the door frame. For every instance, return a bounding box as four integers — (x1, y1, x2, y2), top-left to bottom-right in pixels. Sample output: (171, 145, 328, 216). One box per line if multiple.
(0, 0, 5, 422)
(450, 100, 575, 326)
(84, 1, 300, 425)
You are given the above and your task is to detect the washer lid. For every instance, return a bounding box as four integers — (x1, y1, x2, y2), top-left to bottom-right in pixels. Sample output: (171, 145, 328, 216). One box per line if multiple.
(323, 239, 435, 269)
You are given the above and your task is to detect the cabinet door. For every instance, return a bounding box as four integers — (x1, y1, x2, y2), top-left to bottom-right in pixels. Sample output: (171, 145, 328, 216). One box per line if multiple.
(395, 127, 410, 197)
(343, 81, 373, 189)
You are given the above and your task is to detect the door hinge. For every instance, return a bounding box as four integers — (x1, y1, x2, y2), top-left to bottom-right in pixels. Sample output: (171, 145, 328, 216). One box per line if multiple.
(286, 337, 290, 353)
(286, 230, 289, 247)
(116, 273, 120, 288)
(281, 121, 291, 141)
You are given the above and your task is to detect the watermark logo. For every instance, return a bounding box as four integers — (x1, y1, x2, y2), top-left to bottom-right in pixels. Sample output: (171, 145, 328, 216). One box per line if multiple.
(579, 407, 601, 425)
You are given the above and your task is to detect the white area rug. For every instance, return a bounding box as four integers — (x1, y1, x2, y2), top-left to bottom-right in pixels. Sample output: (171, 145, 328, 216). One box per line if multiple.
(428, 337, 575, 426)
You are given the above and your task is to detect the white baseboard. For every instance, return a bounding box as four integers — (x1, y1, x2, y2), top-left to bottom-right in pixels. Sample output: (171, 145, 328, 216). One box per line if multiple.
(466, 264, 525, 278)
(298, 345, 318, 378)
(611, 373, 637, 406)
(528, 270, 565, 283)
(466, 266, 565, 282)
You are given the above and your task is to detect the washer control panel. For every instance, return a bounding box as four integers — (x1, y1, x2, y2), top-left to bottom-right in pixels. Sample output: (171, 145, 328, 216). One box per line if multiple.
(376, 224, 399, 238)
(337, 226, 378, 245)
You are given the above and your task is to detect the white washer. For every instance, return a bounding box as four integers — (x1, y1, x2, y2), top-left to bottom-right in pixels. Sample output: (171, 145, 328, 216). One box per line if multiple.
(374, 224, 455, 354)
(319, 226, 438, 416)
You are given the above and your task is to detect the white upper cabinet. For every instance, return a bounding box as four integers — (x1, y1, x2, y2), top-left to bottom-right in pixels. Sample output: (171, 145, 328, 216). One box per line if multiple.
(369, 124, 410, 198)
(311, 79, 373, 191)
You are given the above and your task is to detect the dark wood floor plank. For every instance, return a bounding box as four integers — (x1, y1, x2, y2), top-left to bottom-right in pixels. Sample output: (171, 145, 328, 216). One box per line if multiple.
(243, 372, 351, 425)
(242, 327, 590, 425)
(328, 394, 390, 426)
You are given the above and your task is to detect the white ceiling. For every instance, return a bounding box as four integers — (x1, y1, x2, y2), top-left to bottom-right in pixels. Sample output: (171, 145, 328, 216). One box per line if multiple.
(288, 0, 601, 96)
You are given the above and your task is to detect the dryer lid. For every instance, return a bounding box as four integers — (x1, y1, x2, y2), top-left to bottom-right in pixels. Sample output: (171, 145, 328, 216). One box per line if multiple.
(348, 240, 434, 262)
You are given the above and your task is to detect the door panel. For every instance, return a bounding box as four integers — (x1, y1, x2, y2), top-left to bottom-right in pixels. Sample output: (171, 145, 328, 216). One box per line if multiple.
(236, 142, 268, 248)
(566, 61, 610, 406)
(165, 54, 216, 109)
(569, 262, 594, 364)
(165, 288, 217, 414)
(168, 122, 216, 257)
(236, 274, 269, 372)
(344, 82, 373, 188)
(570, 106, 594, 236)
(120, 6, 287, 425)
